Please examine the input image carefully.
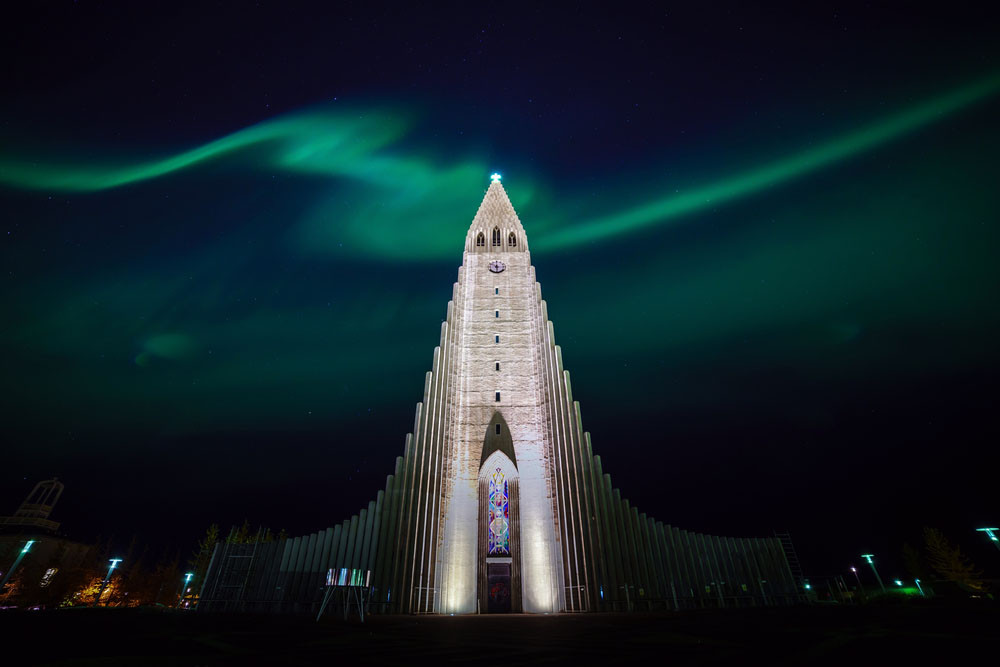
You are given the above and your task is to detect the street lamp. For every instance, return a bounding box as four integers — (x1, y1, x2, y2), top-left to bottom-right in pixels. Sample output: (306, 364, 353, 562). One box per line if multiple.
(177, 572, 194, 608)
(849, 565, 864, 593)
(894, 579, 903, 587)
(93, 558, 122, 607)
(914, 579, 926, 597)
(975, 527, 1000, 552)
(861, 554, 886, 592)
(0, 539, 35, 591)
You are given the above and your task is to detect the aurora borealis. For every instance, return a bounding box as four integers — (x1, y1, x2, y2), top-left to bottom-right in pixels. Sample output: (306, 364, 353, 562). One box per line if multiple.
(2, 3, 999, 574)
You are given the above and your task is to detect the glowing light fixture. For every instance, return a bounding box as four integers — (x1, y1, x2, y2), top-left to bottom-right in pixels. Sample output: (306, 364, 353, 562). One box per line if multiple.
(894, 580, 903, 587)
(0, 539, 37, 591)
(93, 558, 123, 607)
(976, 527, 1000, 551)
(490, 172, 502, 182)
(860, 553, 886, 592)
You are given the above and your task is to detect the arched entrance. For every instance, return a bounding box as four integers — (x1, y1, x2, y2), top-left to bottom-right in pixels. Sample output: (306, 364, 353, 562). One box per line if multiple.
(478, 412, 521, 613)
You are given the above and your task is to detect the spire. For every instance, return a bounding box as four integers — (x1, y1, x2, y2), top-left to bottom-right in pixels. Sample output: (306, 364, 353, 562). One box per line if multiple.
(466, 175, 527, 253)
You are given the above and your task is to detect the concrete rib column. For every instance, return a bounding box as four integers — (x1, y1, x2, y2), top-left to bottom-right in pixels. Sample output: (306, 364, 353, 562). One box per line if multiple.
(612, 489, 635, 606)
(352, 505, 371, 569)
(373, 462, 400, 606)
(678, 528, 697, 607)
(631, 508, 653, 606)
(639, 512, 667, 602)
(558, 369, 586, 611)
(592, 456, 618, 609)
(366, 492, 384, 575)
(388, 436, 414, 612)
(570, 400, 597, 610)
(396, 419, 423, 613)
(421, 321, 452, 612)
(741, 537, 765, 606)
(343, 516, 360, 574)
(582, 436, 605, 610)
(284, 536, 302, 611)
(707, 535, 726, 607)
(604, 476, 627, 608)
(723, 536, 740, 605)
(620, 499, 642, 606)
(400, 382, 430, 613)
(547, 340, 575, 610)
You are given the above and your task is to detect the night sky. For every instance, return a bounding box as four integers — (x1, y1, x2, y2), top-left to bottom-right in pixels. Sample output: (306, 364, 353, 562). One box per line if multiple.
(2, 3, 999, 580)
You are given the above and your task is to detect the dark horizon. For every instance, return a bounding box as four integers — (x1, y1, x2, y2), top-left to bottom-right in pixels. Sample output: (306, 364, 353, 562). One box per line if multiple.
(2, 2, 999, 584)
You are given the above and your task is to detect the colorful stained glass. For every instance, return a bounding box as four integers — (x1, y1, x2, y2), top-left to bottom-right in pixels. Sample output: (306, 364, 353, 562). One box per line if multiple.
(488, 467, 509, 556)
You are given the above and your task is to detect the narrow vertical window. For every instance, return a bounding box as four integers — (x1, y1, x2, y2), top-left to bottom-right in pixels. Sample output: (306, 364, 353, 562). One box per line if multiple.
(476, 232, 485, 247)
(495, 362, 500, 371)
(495, 391, 500, 402)
(495, 423, 501, 435)
(495, 287, 499, 295)
(492, 226, 501, 246)
(495, 310, 499, 318)
(495, 335, 499, 343)
(488, 467, 509, 556)
(508, 231, 516, 247)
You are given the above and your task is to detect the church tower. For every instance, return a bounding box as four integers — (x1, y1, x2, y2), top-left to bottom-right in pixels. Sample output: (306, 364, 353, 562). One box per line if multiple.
(368, 174, 596, 614)
(434, 175, 564, 613)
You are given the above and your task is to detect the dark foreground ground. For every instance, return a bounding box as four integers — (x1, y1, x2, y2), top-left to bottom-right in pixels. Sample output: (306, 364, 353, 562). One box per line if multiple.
(4, 602, 998, 666)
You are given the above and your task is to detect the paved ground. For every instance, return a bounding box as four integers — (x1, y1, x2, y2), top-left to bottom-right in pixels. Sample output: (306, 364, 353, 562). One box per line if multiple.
(4, 602, 997, 665)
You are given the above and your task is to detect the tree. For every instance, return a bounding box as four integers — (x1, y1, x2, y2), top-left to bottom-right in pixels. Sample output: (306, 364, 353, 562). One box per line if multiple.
(922, 527, 986, 593)
(188, 523, 220, 600)
(901, 542, 931, 581)
(230, 519, 251, 544)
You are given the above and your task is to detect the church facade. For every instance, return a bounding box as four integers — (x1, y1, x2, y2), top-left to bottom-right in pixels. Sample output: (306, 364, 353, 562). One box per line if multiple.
(200, 178, 801, 614)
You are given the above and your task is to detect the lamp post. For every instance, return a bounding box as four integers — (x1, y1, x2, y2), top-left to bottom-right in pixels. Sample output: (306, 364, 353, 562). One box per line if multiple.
(0, 539, 35, 591)
(861, 554, 885, 592)
(975, 527, 1000, 552)
(849, 566, 864, 596)
(176, 572, 194, 608)
(914, 579, 926, 597)
(93, 558, 122, 607)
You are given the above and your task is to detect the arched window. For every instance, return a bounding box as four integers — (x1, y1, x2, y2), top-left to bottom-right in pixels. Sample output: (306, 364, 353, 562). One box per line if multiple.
(488, 467, 510, 556)
(492, 226, 501, 246)
(476, 232, 485, 247)
(508, 232, 516, 247)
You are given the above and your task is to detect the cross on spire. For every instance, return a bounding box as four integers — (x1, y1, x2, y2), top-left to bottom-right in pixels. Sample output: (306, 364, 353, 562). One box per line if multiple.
(490, 172, 502, 183)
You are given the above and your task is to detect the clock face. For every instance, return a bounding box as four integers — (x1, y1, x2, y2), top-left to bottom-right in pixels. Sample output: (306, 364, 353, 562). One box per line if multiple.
(489, 260, 506, 273)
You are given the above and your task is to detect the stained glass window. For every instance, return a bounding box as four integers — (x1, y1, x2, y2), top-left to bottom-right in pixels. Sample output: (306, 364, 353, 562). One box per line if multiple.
(488, 467, 510, 556)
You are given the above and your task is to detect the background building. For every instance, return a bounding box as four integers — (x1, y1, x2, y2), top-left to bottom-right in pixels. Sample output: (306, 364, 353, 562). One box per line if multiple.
(0, 479, 92, 605)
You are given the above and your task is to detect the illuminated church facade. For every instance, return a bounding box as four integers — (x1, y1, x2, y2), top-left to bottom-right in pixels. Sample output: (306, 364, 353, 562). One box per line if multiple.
(200, 178, 801, 614)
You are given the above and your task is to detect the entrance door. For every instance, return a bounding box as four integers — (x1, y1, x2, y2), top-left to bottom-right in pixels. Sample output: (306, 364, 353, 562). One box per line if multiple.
(486, 562, 511, 613)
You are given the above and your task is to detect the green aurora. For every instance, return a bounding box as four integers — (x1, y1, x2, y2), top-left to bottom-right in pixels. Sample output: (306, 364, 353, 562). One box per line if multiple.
(2, 73, 998, 261)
